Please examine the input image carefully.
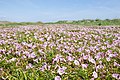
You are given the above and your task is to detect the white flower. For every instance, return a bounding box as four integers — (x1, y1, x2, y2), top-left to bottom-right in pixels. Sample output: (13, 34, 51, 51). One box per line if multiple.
(74, 60, 80, 65)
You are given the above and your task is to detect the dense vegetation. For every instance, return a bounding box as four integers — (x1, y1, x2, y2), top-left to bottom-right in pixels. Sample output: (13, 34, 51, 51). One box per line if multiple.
(51, 19, 120, 26)
(0, 19, 120, 79)
(0, 21, 43, 28)
(0, 24, 120, 80)
(1, 19, 120, 28)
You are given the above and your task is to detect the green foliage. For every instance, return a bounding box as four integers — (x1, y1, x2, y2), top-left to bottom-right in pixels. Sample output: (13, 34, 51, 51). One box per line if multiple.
(0, 21, 43, 28)
(52, 19, 120, 26)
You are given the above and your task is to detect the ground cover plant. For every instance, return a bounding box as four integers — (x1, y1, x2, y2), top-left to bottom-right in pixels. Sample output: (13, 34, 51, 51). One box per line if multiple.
(0, 24, 120, 80)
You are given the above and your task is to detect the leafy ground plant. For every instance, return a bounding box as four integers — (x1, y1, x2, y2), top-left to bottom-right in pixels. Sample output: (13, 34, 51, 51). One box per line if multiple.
(0, 24, 120, 80)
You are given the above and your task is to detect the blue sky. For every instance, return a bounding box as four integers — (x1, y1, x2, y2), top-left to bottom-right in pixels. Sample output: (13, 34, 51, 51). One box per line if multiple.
(0, 0, 120, 22)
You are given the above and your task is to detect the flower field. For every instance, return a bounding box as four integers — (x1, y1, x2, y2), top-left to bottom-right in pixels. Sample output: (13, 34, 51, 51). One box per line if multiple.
(0, 24, 120, 80)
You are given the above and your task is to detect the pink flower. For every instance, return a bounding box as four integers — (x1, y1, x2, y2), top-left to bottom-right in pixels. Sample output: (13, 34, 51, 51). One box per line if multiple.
(27, 43, 33, 48)
(33, 59, 38, 63)
(109, 53, 118, 58)
(96, 65, 104, 71)
(74, 60, 80, 65)
(85, 49, 91, 53)
(21, 55, 27, 59)
(26, 63, 33, 69)
(101, 46, 106, 50)
(40, 63, 48, 72)
(26, 52, 36, 58)
(39, 38, 44, 42)
(52, 54, 66, 64)
(47, 35, 52, 41)
(88, 57, 96, 64)
(15, 51, 21, 56)
(114, 62, 120, 67)
(38, 49, 44, 54)
(77, 48, 83, 52)
(8, 58, 16, 63)
(54, 76, 61, 80)
(0, 54, 2, 57)
(106, 57, 111, 62)
(107, 50, 112, 54)
(22, 42, 27, 45)
(83, 55, 89, 60)
(90, 78, 94, 80)
(57, 66, 67, 75)
(99, 61, 102, 64)
(95, 52, 104, 60)
(92, 71, 98, 78)
(67, 56, 74, 61)
(112, 73, 120, 79)
(81, 64, 88, 69)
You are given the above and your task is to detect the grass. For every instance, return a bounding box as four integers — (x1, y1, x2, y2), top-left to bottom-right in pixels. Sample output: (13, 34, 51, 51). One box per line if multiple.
(48, 19, 120, 26)
(0, 21, 43, 28)
(1, 19, 120, 28)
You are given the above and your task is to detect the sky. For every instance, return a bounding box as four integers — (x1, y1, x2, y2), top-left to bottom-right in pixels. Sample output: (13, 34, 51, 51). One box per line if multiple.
(0, 0, 120, 22)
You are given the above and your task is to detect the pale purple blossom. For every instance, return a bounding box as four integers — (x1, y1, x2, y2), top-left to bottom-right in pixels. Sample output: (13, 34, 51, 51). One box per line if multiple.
(8, 58, 16, 63)
(15, 51, 21, 56)
(109, 53, 118, 58)
(38, 49, 44, 54)
(92, 71, 98, 78)
(88, 57, 96, 64)
(21, 55, 27, 59)
(90, 78, 94, 80)
(67, 56, 74, 61)
(95, 52, 104, 60)
(52, 54, 66, 64)
(81, 64, 88, 69)
(57, 66, 67, 75)
(54, 76, 61, 80)
(39, 38, 44, 42)
(0, 54, 2, 57)
(33, 59, 38, 63)
(77, 48, 83, 52)
(112, 73, 120, 79)
(26, 63, 33, 69)
(74, 60, 80, 65)
(40, 63, 48, 72)
(114, 62, 120, 67)
(96, 65, 104, 71)
(26, 52, 36, 58)
(83, 55, 89, 60)
(106, 57, 111, 62)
